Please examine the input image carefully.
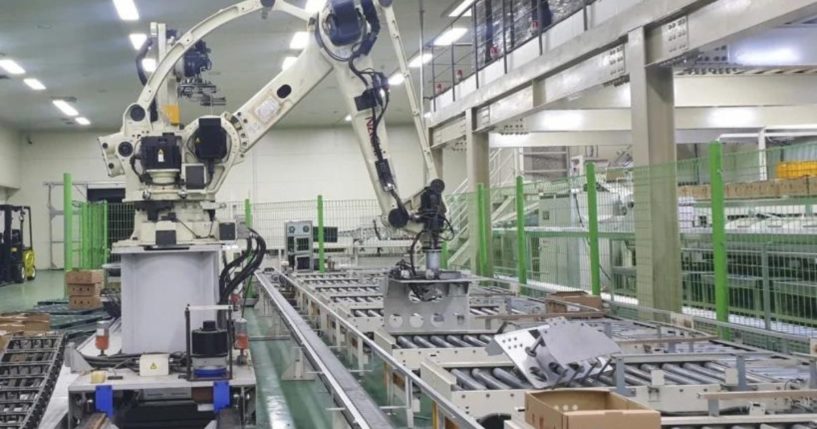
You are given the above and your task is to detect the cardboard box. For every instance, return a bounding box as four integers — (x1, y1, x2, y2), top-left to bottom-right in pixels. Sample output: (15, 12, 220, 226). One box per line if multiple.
(0, 313, 50, 333)
(689, 184, 711, 200)
(525, 389, 660, 429)
(810, 177, 817, 196)
(779, 178, 810, 197)
(546, 291, 603, 314)
(65, 269, 104, 285)
(68, 283, 102, 297)
(677, 186, 693, 198)
(69, 296, 102, 310)
(752, 180, 780, 198)
(0, 330, 22, 351)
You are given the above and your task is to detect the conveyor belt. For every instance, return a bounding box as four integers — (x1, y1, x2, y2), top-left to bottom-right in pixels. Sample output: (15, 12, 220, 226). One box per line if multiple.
(447, 359, 778, 391)
(0, 335, 66, 429)
(351, 306, 522, 318)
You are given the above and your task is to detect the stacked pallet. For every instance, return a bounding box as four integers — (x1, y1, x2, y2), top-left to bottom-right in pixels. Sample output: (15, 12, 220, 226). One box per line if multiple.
(66, 270, 103, 310)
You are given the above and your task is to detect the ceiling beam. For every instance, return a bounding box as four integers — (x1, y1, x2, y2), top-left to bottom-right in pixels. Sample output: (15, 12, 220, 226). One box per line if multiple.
(489, 129, 747, 148)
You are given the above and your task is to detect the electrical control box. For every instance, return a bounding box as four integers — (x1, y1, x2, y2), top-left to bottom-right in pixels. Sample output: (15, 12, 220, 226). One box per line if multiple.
(285, 221, 314, 272)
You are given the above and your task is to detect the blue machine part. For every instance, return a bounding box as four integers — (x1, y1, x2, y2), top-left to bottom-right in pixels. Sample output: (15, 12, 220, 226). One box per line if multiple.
(213, 380, 231, 412)
(327, 0, 362, 46)
(194, 367, 228, 379)
(95, 385, 114, 418)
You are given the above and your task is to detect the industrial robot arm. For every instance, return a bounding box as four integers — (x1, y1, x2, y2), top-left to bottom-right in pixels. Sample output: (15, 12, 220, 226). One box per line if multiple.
(99, 0, 449, 277)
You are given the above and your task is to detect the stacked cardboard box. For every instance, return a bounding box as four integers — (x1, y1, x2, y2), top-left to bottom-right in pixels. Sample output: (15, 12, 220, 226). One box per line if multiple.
(0, 312, 51, 348)
(66, 270, 103, 310)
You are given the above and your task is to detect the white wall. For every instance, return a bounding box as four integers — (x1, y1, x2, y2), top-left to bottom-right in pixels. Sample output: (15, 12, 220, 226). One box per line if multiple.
(10, 126, 428, 269)
(0, 122, 21, 196)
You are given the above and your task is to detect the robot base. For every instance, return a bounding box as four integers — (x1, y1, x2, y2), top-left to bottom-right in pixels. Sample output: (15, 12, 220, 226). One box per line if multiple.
(382, 271, 472, 334)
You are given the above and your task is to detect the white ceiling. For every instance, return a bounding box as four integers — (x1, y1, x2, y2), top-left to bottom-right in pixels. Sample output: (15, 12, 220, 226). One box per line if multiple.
(0, 0, 462, 131)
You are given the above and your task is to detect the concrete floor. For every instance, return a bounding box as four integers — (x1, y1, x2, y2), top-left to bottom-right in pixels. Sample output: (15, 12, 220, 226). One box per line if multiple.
(0, 269, 65, 313)
(0, 269, 336, 429)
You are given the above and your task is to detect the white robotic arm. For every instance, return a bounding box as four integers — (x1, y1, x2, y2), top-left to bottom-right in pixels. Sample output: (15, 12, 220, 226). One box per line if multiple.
(99, 0, 449, 276)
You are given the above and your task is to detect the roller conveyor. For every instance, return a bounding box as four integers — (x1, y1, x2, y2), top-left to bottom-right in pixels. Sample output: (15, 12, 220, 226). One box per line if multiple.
(0, 335, 66, 429)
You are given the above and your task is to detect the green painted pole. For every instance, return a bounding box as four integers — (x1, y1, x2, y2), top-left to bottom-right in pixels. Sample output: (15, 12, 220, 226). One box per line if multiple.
(244, 198, 253, 228)
(586, 164, 602, 296)
(709, 142, 729, 325)
(515, 176, 528, 285)
(441, 242, 449, 270)
(63, 173, 73, 294)
(476, 184, 487, 276)
(103, 202, 109, 266)
(317, 195, 325, 273)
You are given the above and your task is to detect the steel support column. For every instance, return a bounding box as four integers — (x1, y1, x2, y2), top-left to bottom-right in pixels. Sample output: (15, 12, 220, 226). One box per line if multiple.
(628, 28, 682, 312)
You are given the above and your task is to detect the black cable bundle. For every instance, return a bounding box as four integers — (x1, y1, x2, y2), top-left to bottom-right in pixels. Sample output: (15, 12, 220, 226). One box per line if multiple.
(218, 228, 266, 305)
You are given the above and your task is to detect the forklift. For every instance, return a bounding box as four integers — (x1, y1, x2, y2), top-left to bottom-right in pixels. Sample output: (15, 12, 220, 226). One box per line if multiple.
(0, 205, 36, 285)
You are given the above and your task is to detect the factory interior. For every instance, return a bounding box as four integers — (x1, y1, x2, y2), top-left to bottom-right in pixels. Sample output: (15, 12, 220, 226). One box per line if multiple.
(4, 0, 817, 428)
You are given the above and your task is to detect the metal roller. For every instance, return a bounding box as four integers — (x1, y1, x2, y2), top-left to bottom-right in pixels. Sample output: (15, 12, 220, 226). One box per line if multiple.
(478, 334, 493, 344)
(471, 369, 511, 390)
(412, 336, 436, 348)
(703, 362, 770, 383)
(462, 335, 487, 347)
(470, 308, 487, 316)
(451, 369, 487, 391)
(445, 335, 472, 348)
(660, 363, 722, 385)
(396, 336, 417, 349)
(429, 336, 453, 348)
(491, 368, 532, 389)
(639, 363, 694, 385)
(680, 363, 728, 383)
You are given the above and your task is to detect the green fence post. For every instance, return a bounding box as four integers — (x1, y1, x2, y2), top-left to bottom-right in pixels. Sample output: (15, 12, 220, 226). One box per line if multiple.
(63, 173, 73, 295)
(103, 201, 109, 266)
(586, 164, 602, 296)
(244, 198, 253, 229)
(709, 142, 729, 326)
(476, 184, 488, 276)
(441, 242, 449, 270)
(317, 195, 325, 273)
(515, 176, 528, 286)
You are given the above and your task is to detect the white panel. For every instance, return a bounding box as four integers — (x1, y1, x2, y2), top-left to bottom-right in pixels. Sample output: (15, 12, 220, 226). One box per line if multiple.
(454, 74, 478, 101)
(508, 38, 541, 71)
(0, 123, 20, 190)
(545, 12, 585, 50)
(590, 0, 643, 27)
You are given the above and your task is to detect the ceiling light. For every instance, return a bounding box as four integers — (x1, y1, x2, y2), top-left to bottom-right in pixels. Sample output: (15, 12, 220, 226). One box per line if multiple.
(75, 117, 91, 126)
(305, 0, 326, 13)
(448, 0, 475, 17)
(434, 27, 468, 46)
(0, 59, 25, 75)
(408, 53, 432, 68)
(289, 31, 310, 50)
(23, 78, 46, 90)
(282, 56, 297, 70)
(141, 58, 157, 72)
(344, 114, 352, 122)
(113, 0, 139, 21)
(129, 33, 148, 50)
(53, 100, 79, 117)
(388, 73, 405, 86)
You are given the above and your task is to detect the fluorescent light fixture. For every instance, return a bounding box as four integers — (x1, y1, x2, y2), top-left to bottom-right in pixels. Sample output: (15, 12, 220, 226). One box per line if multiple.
(305, 0, 326, 13)
(75, 117, 91, 126)
(289, 31, 310, 50)
(344, 114, 352, 122)
(735, 47, 800, 66)
(434, 27, 468, 46)
(53, 100, 79, 117)
(388, 73, 405, 86)
(23, 78, 46, 91)
(141, 58, 157, 72)
(129, 33, 148, 50)
(113, 0, 139, 21)
(282, 56, 297, 70)
(0, 59, 25, 75)
(448, 0, 475, 17)
(408, 53, 432, 68)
